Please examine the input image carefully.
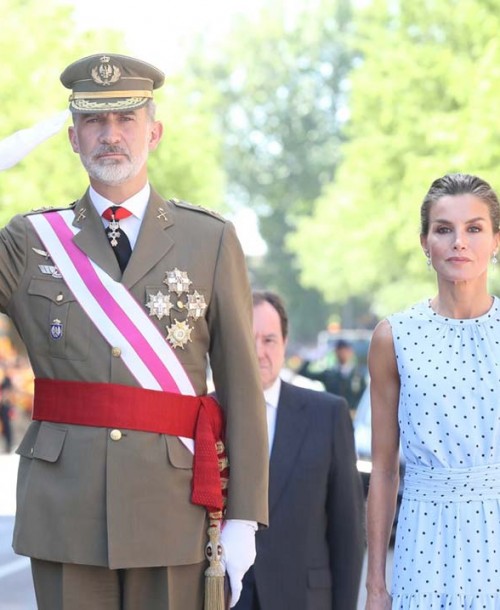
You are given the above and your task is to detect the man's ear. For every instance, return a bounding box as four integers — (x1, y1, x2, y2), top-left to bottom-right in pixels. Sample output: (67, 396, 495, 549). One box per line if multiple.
(68, 126, 79, 153)
(148, 120, 163, 151)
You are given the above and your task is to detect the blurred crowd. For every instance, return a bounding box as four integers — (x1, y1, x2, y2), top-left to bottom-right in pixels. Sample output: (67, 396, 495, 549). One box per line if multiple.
(0, 316, 34, 453)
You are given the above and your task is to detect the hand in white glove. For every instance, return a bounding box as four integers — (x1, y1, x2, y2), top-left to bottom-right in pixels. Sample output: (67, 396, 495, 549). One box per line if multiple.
(0, 110, 70, 171)
(220, 519, 257, 608)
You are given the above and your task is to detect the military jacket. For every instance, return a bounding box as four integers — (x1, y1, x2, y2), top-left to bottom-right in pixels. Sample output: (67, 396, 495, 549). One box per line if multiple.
(0, 189, 268, 568)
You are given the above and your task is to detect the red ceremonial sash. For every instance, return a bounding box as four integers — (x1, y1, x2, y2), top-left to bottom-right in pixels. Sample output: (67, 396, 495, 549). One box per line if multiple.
(33, 378, 228, 514)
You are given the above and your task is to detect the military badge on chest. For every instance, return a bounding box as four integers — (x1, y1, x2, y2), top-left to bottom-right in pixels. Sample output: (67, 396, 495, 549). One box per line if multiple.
(50, 319, 63, 340)
(33, 247, 63, 278)
(145, 268, 207, 349)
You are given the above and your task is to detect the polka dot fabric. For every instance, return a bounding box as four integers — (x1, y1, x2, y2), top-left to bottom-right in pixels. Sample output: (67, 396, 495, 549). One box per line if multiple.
(388, 298, 500, 609)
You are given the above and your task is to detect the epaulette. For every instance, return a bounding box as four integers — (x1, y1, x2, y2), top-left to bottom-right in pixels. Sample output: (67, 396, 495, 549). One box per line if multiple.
(170, 198, 226, 222)
(24, 201, 77, 216)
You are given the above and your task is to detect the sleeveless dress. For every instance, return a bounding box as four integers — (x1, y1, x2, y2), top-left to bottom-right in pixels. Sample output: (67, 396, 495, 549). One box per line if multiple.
(388, 298, 500, 609)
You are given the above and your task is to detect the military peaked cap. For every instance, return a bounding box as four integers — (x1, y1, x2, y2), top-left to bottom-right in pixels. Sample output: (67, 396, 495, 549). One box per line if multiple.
(60, 53, 165, 114)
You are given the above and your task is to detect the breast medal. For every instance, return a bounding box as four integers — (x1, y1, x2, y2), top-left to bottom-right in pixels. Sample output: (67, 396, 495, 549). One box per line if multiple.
(146, 291, 174, 320)
(145, 269, 207, 350)
(166, 320, 193, 349)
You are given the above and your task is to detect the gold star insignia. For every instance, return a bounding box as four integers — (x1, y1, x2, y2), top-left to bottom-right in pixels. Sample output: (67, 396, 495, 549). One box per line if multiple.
(166, 320, 193, 349)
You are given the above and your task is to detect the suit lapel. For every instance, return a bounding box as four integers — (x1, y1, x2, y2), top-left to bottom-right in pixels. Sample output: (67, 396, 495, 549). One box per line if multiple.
(71, 191, 120, 280)
(122, 190, 174, 287)
(269, 381, 311, 513)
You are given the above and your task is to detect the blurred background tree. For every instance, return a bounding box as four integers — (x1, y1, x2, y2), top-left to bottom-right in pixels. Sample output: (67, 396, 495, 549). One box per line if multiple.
(4, 0, 500, 347)
(190, 0, 358, 342)
(0, 0, 125, 222)
(289, 0, 500, 318)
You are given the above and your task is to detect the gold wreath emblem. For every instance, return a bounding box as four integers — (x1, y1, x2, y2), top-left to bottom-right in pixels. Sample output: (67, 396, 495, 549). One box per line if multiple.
(91, 63, 121, 86)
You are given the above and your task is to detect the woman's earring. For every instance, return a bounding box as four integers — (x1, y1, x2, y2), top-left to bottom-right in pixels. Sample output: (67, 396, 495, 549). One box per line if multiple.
(492, 252, 498, 265)
(425, 251, 431, 270)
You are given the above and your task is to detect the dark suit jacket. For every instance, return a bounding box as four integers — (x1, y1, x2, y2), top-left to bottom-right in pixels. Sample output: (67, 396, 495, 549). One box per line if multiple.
(298, 362, 367, 411)
(235, 380, 365, 610)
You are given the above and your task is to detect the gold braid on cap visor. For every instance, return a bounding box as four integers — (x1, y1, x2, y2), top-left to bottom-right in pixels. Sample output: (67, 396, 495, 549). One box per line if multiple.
(70, 90, 153, 100)
(70, 98, 149, 111)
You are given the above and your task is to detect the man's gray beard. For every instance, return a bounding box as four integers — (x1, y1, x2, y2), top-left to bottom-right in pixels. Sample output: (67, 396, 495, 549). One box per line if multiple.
(80, 147, 148, 186)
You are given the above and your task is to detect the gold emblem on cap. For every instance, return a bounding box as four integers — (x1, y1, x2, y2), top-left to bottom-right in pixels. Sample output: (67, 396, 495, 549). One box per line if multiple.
(91, 56, 121, 87)
(166, 320, 193, 349)
(146, 291, 173, 320)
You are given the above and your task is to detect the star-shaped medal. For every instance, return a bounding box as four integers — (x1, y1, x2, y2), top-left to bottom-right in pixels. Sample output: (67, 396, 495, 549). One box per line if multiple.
(145, 291, 173, 320)
(166, 320, 193, 349)
(164, 268, 192, 296)
(186, 291, 207, 321)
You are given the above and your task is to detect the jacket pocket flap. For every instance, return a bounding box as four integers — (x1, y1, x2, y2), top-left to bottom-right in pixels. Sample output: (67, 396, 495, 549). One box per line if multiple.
(307, 568, 332, 589)
(17, 423, 67, 462)
(28, 277, 74, 304)
(165, 435, 193, 469)
(16, 423, 40, 458)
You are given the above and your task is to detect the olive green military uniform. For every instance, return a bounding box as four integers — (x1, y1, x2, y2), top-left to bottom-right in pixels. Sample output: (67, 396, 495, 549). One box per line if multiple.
(0, 191, 268, 608)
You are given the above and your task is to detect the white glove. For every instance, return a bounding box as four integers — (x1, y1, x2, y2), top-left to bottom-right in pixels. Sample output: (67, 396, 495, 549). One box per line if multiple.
(0, 109, 70, 171)
(220, 519, 257, 607)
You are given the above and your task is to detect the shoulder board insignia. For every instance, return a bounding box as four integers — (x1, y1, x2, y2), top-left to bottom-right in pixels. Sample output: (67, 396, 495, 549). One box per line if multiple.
(170, 198, 226, 221)
(25, 202, 76, 216)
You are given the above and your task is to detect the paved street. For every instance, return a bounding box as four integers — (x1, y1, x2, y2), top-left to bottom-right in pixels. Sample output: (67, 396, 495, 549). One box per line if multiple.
(0, 453, 390, 609)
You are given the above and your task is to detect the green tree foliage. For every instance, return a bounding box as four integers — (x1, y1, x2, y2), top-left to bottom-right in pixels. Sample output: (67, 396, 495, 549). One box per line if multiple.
(149, 76, 226, 210)
(0, 0, 225, 225)
(0, 0, 123, 222)
(191, 0, 356, 341)
(290, 0, 500, 317)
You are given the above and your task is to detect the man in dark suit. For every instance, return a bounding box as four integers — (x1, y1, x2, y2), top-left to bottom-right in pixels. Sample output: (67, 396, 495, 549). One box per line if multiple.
(0, 53, 268, 610)
(234, 291, 365, 610)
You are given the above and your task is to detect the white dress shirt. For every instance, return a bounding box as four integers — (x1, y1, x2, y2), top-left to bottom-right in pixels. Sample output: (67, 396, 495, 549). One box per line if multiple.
(90, 183, 150, 249)
(264, 377, 281, 454)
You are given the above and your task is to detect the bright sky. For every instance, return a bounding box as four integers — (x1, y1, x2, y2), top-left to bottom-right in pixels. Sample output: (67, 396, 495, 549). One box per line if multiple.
(69, 0, 265, 74)
(68, 0, 268, 256)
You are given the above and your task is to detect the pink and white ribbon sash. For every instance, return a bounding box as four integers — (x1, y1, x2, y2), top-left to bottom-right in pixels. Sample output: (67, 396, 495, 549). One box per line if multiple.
(28, 210, 196, 399)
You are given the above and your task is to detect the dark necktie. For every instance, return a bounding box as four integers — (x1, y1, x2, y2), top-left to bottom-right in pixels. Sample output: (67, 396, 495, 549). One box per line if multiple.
(102, 206, 133, 272)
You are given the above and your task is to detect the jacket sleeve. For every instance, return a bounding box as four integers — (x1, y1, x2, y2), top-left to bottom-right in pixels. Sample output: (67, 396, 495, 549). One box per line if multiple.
(0, 214, 28, 312)
(207, 220, 269, 526)
(327, 398, 365, 610)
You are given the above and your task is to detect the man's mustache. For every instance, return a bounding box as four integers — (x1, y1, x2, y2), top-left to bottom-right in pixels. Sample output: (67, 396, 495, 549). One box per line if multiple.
(93, 146, 129, 159)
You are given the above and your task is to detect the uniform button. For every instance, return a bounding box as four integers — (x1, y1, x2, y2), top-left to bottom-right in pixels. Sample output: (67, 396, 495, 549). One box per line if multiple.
(111, 347, 122, 357)
(56, 293, 64, 302)
(110, 429, 122, 441)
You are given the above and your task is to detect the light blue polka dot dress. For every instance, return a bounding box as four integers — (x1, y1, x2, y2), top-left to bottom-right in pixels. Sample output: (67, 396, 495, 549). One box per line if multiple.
(388, 298, 500, 609)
